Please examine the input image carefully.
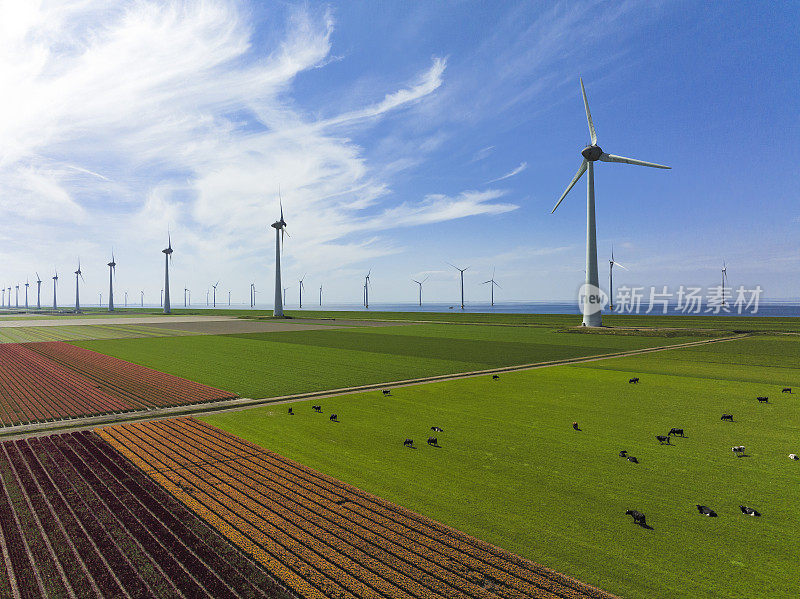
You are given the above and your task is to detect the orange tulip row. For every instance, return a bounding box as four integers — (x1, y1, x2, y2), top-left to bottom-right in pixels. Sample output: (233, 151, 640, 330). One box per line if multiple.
(99, 417, 618, 599)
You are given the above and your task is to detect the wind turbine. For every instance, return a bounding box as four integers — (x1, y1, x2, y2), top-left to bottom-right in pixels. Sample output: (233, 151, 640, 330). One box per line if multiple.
(298, 274, 306, 308)
(24, 279, 29, 309)
(363, 270, 371, 309)
(140, 290, 144, 307)
(608, 247, 628, 311)
(482, 269, 501, 307)
(1, 287, 4, 308)
(99, 292, 102, 307)
(52, 271, 58, 310)
(212, 281, 219, 308)
(448, 263, 469, 309)
(206, 290, 209, 306)
(271, 194, 288, 317)
(184, 287, 189, 307)
(412, 276, 429, 307)
(551, 78, 670, 326)
(721, 260, 728, 307)
(74, 260, 84, 312)
(35, 273, 42, 310)
(162, 234, 173, 314)
(15, 284, 19, 308)
(228, 290, 231, 306)
(107, 252, 116, 312)
(319, 284, 322, 307)
(283, 287, 288, 305)
(124, 290, 128, 308)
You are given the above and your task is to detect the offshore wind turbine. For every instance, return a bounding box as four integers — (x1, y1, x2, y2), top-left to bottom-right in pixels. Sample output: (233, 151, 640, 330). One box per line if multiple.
(52, 271, 58, 309)
(271, 195, 288, 317)
(107, 252, 116, 312)
(162, 234, 173, 314)
(24, 279, 29, 309)
(212, 281, 219, 308)
(551, 78, 670, 326)
(448, 263, 469, 309)
(608, 248, 627, 311)
(74, 260, 84, 312)
(298, 274, 306, 308)
(35, 273, 41, 310)
(482, 269, 500, 307)
(412, 276, 429, 307)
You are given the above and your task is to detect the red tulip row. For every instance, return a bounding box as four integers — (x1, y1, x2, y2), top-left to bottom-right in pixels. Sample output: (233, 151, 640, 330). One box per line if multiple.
(0, 343, 133, 426)
(0, 429, 295, 598)
(99, 417, 618, 599)
(27, 341, 237, 409)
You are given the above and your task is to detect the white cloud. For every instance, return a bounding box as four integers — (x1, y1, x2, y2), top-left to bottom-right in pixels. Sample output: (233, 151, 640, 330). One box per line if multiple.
(487, 161, 527, 183)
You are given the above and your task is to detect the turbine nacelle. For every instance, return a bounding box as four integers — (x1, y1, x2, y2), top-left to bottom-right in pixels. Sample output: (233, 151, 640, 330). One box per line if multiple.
(581, 145, 604, 161)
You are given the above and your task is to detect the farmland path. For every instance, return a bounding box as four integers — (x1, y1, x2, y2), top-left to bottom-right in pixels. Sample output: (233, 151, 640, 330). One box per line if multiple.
(0, 333, 748, 440)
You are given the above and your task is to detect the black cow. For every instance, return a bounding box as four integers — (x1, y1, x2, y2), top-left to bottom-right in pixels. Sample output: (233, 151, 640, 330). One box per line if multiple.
(312, 405, 322, 413)
(572, 422, 581, 431)
(492, 374, 500, 380)
(403, 438, 413, 448)
(656, 435, 671, 445)
(696, 505, 717, 517)
(668, 428, 684, 437)
(619, 450, 628, 458)
(382, 389, 391, 396)
(627, 456, 639, 464)
(629, 377, 640, 384)
(329, 414, 338, 422)
(288, 407, 293, 415)
(739, 505, 761, 517)
(721, 414, 733, 421)
(427, 436, 438, 446)
(625, 510, 647, 526)
(431, 426, 443, 432)
(757, 396, 769, 403)
(782, 388, 792, 394)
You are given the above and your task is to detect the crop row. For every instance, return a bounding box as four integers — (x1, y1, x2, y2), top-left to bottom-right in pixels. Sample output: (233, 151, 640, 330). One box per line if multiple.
(99, 417, 618, 599)
(27, 341, 236, 409)
(0, 430, 296, 598)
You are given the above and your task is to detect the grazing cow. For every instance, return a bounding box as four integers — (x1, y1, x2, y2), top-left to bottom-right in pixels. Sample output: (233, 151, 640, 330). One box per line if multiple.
(431, 426, 443, 432)
(572, 422, 580, 431)
(382, 389, 391, 396)
(627, 456, 639, 464)
(668, 428, 684, 437)
(625, 510, 647, 526)
(628, 377, 640, 384)
(403, 438, 413, 448)
(696, 505, 717, 517)
(757, 396, 769, 403)
(721, 414, 733, 421)
(288, 407, 293, 415)
(619, 450, 628, 458)
(782, 388, 792, 394)
(329, 414, 338, 422)
(789, 454, 798, 461)
(656, 435, 671, 445)
(312, 405, 322, 413)
(427, 436, 438, 447)
(739, 505, 761, 517)
(492, 374, 500, 380)
(732, 445, 746, 457)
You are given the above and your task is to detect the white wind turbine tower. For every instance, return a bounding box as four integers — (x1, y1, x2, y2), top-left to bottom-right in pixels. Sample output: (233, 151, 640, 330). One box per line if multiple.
(162, 234, 173, 314)
(35, 273, 42, 310)
(212, 281, 219, 308)
(15, 284, 19, 308)
(107, 252, 116, 312)
(608, 247, 627, 311)
(283, 287, 288, 306)
(24, 279, 30, 309)
(448, 263, 469, 309)
(363, 270, 371, 309)
(228, 290, 231, 306)
(721, 260, 728, 307)
(184, 287, 189, 307)
(74, 260, 84, 312)
(140, 290, 144, 307)
(124, 290, 128, 308)
(271, 196, 288, 317)
(482, 268, 500, 307)
(319, 284, 322, 307)
(551, 78, 670, 326)
(52, 271, 58, 310)
(1, 287, 4, 308)
(299, 274, 306, 308)
(412, 276, 429, 307)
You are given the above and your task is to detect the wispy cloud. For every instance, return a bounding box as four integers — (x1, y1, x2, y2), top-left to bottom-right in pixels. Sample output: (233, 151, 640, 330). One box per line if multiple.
(488, 161, 527, 183)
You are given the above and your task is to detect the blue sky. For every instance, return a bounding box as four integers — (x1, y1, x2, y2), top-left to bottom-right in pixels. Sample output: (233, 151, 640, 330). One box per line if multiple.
(0, 1, 797, 307)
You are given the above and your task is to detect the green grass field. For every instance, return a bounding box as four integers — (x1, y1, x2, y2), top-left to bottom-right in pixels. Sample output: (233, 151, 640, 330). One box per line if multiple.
(0, 323, 195, 343)
(74, 323, 707, 398)
(201, 334, 800, 599)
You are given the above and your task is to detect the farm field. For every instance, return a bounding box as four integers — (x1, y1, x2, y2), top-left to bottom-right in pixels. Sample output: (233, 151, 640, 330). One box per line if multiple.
(0, 430, 292, 598)
(201, 334, 800, 599)
(0, 341, 236, 427)
(74, 323, 710, 400)
(0, 322, 196, 343)
(99, 417, 616, 599)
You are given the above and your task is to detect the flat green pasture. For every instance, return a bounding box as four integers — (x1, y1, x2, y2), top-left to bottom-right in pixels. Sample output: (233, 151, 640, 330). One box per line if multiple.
(202, 334, 800, 599)
(74, 323, 703, 399)
(0, 323, 195, 344)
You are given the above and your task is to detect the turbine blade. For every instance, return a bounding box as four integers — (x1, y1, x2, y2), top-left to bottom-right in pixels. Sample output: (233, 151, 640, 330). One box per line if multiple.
(494, 281, 502, 288)
(599, 153, 670, 169)
(614, 262, 629, 270)
(580, 78, 597, 145)
(551, 159, 588, 213)
(482, 280, 491, 284)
